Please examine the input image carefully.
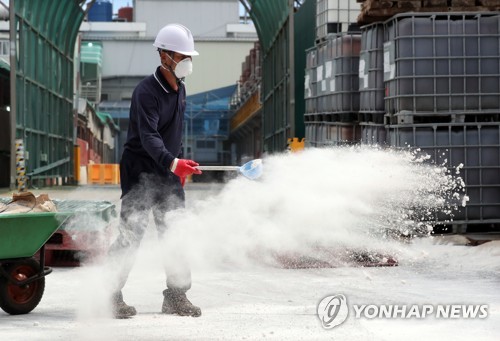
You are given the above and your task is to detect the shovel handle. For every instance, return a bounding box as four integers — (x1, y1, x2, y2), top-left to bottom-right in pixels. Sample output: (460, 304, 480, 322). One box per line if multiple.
(196, 166, 241, 171)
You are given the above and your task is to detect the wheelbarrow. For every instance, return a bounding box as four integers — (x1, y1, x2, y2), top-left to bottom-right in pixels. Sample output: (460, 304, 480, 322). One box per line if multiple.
(0, 211, 70, 315)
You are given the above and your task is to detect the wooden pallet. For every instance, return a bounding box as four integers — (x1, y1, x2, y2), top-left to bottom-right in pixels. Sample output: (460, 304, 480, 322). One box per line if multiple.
(357, 0, 500, 25)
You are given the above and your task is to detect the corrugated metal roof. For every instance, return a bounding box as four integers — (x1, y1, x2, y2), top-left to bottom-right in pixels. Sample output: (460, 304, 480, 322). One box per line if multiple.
(186, 84, 236, 112)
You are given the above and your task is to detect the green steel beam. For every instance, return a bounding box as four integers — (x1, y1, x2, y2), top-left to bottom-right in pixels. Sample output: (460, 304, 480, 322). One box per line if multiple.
(9, 0, 16, 190)
(293, 0, 315, 140)
(27, 157, 70, 176)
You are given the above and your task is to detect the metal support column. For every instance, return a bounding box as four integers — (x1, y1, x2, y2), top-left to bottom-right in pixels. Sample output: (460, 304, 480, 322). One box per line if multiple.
(9, 0, 16, 190)
(288, 0, 295, 138)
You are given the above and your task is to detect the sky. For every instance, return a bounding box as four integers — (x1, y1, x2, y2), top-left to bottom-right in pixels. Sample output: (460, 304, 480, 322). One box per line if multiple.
(110, 0, 132, 10)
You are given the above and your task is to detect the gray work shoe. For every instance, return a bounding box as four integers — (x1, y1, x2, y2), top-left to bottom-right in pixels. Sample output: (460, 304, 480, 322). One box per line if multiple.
(162, 289, 201, 317)
(112, 292, 137, 319)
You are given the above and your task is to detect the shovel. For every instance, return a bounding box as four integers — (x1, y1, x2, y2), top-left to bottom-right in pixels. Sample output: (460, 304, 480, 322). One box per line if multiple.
(196, 159, 263, 180)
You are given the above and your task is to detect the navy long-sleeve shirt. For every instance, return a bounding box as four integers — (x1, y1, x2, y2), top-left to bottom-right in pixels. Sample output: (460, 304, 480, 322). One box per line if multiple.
(123, 67, 185, 171)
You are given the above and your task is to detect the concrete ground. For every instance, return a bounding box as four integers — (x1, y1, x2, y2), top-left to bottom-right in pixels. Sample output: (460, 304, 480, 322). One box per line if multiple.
(1, 183, 499, 340)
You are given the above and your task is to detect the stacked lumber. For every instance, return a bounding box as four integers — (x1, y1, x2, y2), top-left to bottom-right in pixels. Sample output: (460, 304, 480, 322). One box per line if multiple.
(357, 0, 500, 25)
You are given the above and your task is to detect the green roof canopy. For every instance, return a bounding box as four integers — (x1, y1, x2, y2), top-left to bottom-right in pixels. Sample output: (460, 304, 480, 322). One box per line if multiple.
(241, 0, 290, 54)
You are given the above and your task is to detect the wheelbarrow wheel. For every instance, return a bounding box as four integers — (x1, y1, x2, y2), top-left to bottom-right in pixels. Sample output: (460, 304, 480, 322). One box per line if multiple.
(0, 258, 45, 315)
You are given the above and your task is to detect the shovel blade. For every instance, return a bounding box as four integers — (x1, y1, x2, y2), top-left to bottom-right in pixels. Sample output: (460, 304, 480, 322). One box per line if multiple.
(239, 159, 263, 180)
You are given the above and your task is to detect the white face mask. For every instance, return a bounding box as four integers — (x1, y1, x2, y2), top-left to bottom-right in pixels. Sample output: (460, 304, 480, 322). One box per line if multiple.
(165, 53, 192, 79)
(173, 58, 193, 79)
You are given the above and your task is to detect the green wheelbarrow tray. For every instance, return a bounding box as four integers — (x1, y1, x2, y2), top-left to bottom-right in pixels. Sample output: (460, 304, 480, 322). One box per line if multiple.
(0, 211, 71, 315)
(0, 212, 71, 259)
(0, 198, 116, 315)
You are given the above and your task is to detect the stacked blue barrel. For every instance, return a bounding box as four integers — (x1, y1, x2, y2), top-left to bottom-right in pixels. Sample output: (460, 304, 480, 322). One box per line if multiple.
(358, 22, 386, 145)
(304, 48, 317, 145)
(304, 1, 500, 235)
(304, 0, 361, 147)
(357, 12, 500, 233)
(304, 33, 362, 147)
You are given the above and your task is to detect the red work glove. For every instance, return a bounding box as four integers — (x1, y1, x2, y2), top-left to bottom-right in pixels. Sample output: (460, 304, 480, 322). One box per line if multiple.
(180, 176, 186, 187)
(170, 158, 202, 178)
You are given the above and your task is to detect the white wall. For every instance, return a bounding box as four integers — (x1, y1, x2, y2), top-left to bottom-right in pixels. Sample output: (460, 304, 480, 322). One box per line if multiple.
(100, 39, 256, 95)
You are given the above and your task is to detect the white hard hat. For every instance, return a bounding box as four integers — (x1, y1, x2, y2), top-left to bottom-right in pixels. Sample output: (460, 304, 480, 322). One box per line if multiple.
(153, 23, 199, 56)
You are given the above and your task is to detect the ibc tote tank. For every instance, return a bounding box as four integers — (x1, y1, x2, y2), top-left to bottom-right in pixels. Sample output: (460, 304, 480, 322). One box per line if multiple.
(88, 0, 113, 22)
